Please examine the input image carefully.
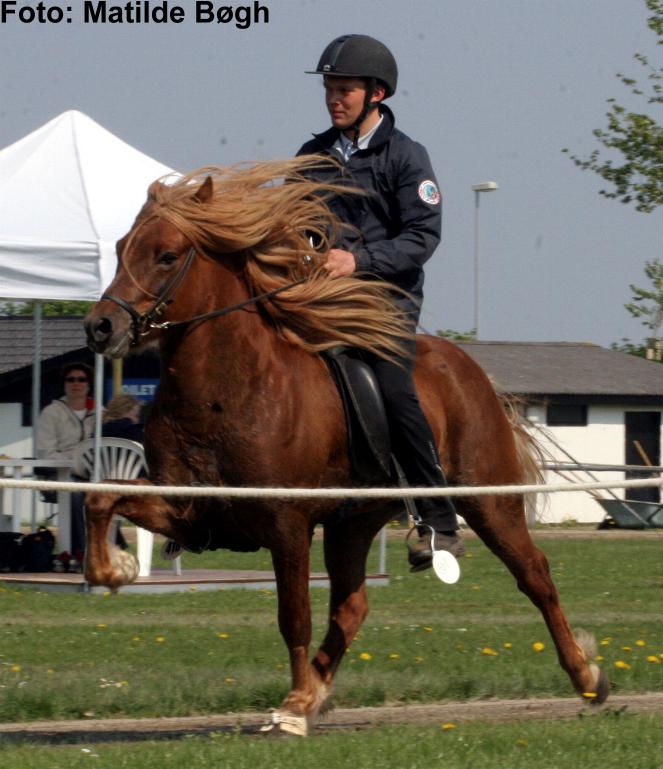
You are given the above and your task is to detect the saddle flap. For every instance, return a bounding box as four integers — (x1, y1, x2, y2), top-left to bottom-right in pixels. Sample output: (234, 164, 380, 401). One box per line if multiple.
(324, 348, 392, 483)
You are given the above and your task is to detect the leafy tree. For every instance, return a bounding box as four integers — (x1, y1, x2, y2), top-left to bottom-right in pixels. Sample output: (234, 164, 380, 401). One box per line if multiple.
(436, 328, 477, 342)
(612, 257, 663, 360)
(564, 0, 663, 212)
(1, 300, 93, 317)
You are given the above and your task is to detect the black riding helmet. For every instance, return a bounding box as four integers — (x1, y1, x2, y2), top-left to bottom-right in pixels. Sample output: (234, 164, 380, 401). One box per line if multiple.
(306, 34, 398, 97)
(307, 35, 398, 145)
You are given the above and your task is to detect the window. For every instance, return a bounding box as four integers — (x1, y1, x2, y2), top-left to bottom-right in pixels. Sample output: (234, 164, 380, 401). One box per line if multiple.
(546, 404, 587, 427)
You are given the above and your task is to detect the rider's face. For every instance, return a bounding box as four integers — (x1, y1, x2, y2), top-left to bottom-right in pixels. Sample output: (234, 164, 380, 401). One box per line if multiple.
(323, 76, 369, 130)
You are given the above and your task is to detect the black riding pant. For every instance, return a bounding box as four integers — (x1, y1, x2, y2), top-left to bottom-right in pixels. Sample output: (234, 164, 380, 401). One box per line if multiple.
(365, 339, 458, 532)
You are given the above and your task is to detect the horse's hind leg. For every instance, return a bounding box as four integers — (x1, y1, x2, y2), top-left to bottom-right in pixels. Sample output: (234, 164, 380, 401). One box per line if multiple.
(469, 495, 609, 703)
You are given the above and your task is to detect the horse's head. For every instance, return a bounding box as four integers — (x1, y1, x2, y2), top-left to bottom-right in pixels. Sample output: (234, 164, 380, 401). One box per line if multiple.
(85, 177, 213, 358)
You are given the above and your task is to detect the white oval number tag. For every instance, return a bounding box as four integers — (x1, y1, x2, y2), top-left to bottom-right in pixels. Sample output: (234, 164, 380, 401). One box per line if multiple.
(432, 549, 460, 584)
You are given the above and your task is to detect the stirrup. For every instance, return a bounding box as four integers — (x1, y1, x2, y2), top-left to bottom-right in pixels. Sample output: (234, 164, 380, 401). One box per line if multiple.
(160, 539, 183, 561)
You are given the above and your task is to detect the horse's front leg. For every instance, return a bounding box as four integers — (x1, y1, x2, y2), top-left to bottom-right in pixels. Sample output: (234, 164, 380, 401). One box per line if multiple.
(84, 480, 186, 589)
(265, 525, 325, 737)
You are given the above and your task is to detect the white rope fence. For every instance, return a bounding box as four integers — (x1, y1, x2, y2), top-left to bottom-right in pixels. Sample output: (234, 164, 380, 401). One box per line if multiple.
(0, 475, 662, 500)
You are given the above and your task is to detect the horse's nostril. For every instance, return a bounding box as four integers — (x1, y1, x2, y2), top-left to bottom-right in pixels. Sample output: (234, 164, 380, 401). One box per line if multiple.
(93, 317, 112, 340)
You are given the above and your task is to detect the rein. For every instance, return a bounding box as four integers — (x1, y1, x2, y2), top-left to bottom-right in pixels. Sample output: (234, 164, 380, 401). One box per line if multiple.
(101, 246, 306, 346)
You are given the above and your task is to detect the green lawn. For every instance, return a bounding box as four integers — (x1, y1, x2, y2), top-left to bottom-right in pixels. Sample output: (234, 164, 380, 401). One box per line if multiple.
(2, 716, 663, 769)
(1, 534, 662, 723)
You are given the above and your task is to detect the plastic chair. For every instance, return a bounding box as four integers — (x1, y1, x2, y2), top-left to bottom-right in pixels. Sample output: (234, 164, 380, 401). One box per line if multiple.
(73, 438, 181, 577)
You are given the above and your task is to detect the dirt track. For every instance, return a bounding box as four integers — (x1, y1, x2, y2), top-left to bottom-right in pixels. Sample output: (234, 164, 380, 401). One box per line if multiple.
(1, 693, 663, 744)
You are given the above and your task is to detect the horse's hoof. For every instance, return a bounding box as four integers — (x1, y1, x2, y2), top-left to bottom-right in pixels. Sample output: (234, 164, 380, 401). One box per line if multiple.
(85, 548, 139, 589)
(586, 665, 610, 705)
(583, 664, 610, 705)
(258, 710, 308, 737)
(111, 548, 140, 584)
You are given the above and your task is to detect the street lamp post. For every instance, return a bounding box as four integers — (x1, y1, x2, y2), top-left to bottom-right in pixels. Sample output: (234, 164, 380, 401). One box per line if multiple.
(472, 181, 498, 338)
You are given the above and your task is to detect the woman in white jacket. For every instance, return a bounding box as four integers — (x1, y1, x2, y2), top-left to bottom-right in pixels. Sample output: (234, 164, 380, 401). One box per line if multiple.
(37, 363, 94, 563)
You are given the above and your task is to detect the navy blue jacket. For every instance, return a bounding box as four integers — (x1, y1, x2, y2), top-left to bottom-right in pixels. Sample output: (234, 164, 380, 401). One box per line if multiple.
(296, 105, 441, 310)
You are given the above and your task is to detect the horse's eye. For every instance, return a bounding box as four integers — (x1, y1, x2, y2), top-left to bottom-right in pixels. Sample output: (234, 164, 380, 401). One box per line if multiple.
(157, 251, 178, 266)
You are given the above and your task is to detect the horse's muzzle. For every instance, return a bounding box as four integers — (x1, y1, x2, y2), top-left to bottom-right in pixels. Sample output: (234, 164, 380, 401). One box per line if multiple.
(84, 312, 131, 358)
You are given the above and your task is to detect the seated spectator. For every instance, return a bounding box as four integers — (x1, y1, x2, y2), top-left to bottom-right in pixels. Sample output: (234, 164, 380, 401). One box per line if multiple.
(102, 394, 144, 443)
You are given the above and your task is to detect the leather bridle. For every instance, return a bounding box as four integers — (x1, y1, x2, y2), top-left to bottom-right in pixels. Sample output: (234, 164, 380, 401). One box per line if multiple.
(101, 246, 306, 347)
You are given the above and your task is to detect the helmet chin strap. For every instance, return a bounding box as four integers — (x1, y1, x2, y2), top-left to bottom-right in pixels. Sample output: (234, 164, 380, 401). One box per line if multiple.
(351, 77, 380, 147)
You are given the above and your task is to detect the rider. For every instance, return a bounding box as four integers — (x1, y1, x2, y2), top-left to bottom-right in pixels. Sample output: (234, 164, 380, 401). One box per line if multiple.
(297, 34, 465, 571)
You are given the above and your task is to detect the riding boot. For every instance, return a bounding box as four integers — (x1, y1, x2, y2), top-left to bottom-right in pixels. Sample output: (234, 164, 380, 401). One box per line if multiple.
(406, 442, 465, 572)
(364, 344, 465, 572)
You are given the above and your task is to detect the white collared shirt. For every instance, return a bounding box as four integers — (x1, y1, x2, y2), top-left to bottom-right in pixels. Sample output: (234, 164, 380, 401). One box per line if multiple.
(333, 115, 384, 162)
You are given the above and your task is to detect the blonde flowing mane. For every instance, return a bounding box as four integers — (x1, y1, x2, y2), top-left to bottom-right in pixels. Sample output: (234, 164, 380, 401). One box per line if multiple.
(144, 157, 413, 359)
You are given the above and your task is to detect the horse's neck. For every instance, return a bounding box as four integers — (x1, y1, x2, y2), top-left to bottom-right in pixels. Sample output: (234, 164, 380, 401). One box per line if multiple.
(158, 265, 284, 401)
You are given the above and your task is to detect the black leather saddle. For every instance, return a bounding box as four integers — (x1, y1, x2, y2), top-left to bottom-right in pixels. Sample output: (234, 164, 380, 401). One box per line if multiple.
(324, 347, 393, 485)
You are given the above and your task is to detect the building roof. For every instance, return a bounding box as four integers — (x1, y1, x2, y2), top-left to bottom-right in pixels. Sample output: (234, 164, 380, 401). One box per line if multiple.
(457, 341, 663, 400)
(0, 316, 87, 377)
(1, 321, 662, 402)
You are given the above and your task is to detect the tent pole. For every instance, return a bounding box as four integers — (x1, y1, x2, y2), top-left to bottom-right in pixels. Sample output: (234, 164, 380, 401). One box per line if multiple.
(30, 302, 42, 531)
(93, 354, 104, 482)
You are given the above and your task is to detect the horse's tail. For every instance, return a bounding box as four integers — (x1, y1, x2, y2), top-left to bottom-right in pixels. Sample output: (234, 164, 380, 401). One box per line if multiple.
(499, 393, 546, 522)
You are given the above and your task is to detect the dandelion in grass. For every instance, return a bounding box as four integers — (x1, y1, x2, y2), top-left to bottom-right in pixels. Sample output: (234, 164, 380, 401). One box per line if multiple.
(595, 655, 604, 661)
(636, 640, 647, 647)
(441, 722, 456, 730)
(47, 669, 54, 674)
(647, 656, 660, 664)
(622, 646, 632, 652)
(532, 642, 545, 653)
(615, 660, 631, 670)
(414, 656, 424, 663)
(96, 624, 107, 629)
(600, 638, 612, 646)
(10, 665, 21, 673)
(155, 636, 166, 643)
(359, 652, 372, 661)
(481, 647, 498, 656)
(503, 642, 513, 649)
(217, 632, 229, 639)
(225, 677, 235, 684)
(132, 636, 141, 642)
(423, 627, 433, 632)
(389, 653, 400, 660)
(516, 739, 529, 747)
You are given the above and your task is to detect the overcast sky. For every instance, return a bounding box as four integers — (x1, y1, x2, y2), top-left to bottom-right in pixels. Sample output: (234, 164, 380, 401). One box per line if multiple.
(1, 0, 660, 346)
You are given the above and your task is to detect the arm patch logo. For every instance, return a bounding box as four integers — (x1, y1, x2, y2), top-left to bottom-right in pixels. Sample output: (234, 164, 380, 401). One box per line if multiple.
(418, 180, 441, 205)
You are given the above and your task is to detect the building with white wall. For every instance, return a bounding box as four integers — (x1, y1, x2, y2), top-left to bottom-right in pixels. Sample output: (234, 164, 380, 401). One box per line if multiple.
(458, 341, 663, 523)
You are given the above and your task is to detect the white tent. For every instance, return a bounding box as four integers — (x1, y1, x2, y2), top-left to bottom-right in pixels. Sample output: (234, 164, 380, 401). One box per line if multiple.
(0, 110, 173, 300)
(0, 112, 175, 514)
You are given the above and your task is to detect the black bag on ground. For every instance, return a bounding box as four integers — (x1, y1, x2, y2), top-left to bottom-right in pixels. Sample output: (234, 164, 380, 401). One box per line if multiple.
(18, 527, 55, 572)
(0, 532, 22, 572)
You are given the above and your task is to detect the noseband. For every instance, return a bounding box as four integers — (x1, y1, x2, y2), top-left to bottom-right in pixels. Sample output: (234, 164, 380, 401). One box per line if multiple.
(101, 247, 305, 347)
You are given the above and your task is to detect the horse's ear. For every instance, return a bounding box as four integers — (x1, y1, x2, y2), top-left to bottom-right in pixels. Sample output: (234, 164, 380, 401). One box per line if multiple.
(193, 176, 214, 204)
(147, 180, 163, 201)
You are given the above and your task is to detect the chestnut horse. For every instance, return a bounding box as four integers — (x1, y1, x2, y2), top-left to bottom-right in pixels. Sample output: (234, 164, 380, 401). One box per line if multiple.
(83, 159, 608, 735)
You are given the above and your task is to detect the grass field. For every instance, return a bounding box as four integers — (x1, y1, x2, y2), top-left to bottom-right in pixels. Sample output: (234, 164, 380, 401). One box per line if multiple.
(1, 533, 662, 724)
(2, 716, 663, 769)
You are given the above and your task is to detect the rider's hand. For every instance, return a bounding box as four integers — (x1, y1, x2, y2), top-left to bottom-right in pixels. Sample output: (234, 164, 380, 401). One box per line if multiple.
(325, 248, 356, 278)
